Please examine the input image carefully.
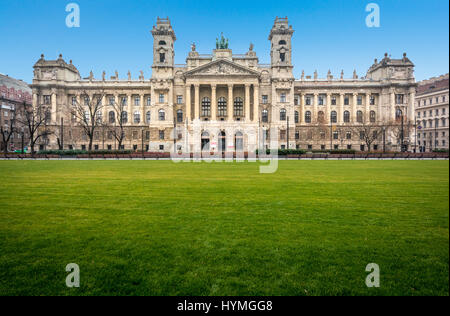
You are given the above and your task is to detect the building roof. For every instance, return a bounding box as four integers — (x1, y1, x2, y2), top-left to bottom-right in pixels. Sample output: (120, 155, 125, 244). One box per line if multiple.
(416, 73, 449, 95)
(0, 73, 31, 93)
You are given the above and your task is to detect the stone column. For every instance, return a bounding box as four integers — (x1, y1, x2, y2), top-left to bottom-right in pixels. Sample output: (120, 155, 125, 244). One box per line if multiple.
(245, 84, 251, 122)
(297, 93, 303, 124)
(228, 84, 234, 121)
(127, 94, 132, 125)
(185, 85, 191, 122)
(313, 93, 318, 124)
(211, 84, 217, 121)
(365, 93, 371, 123)
(339, 93, 344, 124)
(194, 84, 200, 120)
(390, 91, 396, 122)
(140, 94, 145, 126)
(253, 84, 260, 122)
(326, 93, 331, 123)
(150, 86, 156, 106)
(408, 88, 415, 122)
(102, 95, 107, 125)
(51, 90, 57, 124)
(168, 85, 173, 106)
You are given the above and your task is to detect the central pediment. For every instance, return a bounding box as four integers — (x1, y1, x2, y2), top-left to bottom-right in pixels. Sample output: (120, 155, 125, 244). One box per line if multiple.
(184, 59, 260, 77)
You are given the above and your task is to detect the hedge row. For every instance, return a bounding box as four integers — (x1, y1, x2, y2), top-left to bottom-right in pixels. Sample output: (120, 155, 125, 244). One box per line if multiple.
(37, 150, 133, 156)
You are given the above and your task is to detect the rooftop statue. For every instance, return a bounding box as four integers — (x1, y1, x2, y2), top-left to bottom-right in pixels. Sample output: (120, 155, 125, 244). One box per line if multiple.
(216, 33, 229, 49)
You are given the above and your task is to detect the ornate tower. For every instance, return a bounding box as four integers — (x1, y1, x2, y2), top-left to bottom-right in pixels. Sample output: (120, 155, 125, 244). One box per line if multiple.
(151, 17, 176, 78)
(269, 17, 294, 78)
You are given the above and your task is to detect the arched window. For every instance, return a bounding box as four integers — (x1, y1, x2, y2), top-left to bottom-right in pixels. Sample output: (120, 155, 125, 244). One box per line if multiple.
(370, 111, 376, 123)
(219, 131, 226, 152)
(158, 109, 165, 121)
(235, 131, 244, 151)
(331, 111, 337, 123)
(294, 111, 299, 123)
(109, 111, 115, 124)
(234, 97, 243, 117)
(344, 111, 350, 123)
(201, 131, 210, 151)
(218, 97, 227, 117)
(201, 97, 211, 117)
(279, 40, 287, 45)
(134, 111, 141, 124)
(262, 109, 268, 123)
(159, 40, 166, 46)
(305, 111, 311, 123)
(146, 111, 151, 123)
(318, 111, 325, 123)
(177, 109, 183, 123)
(280, 108, 286, 121)
(396, 109, 403, 121)
(121, 111, 128, 124)
(357, 110, 363, 123)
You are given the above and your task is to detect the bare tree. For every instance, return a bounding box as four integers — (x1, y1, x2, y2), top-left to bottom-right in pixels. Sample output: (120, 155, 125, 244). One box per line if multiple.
(17, 102, 53, 156)
(0, 105, 17, 153)
(351, 118, 383, 152)
(390, 116, 414, 152)
(104, 96, 127, 150)
(71, 90, 106, 151)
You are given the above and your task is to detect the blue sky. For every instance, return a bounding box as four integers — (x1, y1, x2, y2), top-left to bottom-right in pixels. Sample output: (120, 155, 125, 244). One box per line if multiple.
(0, 0, 448, 83)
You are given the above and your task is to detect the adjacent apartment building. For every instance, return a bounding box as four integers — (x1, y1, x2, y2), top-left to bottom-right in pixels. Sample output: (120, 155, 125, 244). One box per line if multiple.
(0, 73, 32, 152)
(415, 74, 449, 152)
(30, 17, 417, 153)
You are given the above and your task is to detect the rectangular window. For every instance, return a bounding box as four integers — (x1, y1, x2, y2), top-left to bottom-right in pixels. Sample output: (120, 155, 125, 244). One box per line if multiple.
(159, 94, 164, 103)
(280, 93, 286, 103)
(333, 132, 338, 140)
(43, 95, 51, 105)
(370, 96, 376, 105)
(294, 95, 299, 106)
(331, 97, 337, 106)
(344, 96, 349, 106)
(147, 96, 151, 106)
(134, 96, 140, 106)
(262, 95, 268, 104)
(109, 97, 115, 106)
(159, 130, 164, 140)
(280, 130, 286, 140)
(357, 96, 363, 106)
(306, 96, 312, 106)
(72, 97, 77, 106)
(177, 95, 183, 104)
(395, 94, 404, 104)
(121, 97, 127, 106)
(145, 131, 150, 140)
(318, 95, 324, 106)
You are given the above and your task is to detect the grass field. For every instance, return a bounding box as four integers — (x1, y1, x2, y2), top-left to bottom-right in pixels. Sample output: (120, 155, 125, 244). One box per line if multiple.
(0, 160, 448, 296)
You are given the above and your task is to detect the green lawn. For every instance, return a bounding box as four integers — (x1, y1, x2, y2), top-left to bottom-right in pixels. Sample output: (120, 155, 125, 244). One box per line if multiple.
(0, 160, 448, 296)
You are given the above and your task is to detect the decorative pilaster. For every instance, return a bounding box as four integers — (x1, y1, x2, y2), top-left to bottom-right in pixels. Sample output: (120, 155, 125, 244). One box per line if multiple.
(211, 84, 217, 121)
(228, 84, 233, 121)
(245, 84, 251, 122)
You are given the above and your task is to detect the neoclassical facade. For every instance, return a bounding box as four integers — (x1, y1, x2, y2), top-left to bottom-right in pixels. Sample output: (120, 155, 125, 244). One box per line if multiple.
(31, 17, 417, 152)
